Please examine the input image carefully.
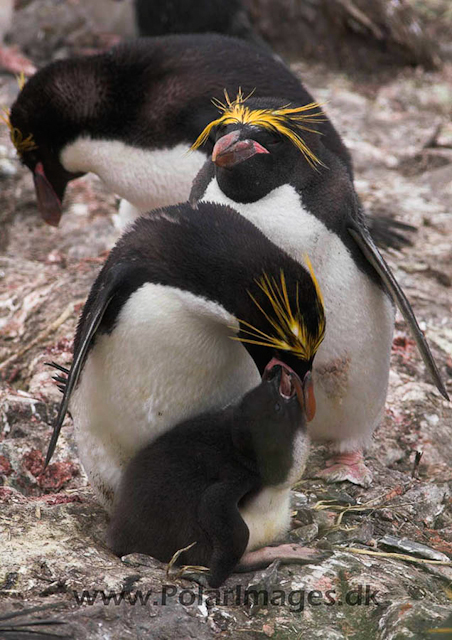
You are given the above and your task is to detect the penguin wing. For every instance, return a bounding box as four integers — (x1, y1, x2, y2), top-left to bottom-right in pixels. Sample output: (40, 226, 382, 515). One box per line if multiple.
(349, 224, 449, 400)
(45, 263, 128, 466)
(189, 157, 215, 207)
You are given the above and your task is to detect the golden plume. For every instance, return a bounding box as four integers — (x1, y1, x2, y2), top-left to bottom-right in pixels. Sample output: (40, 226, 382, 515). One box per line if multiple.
(0, 106, 37, 157)
(191, 88, 326, 168)
(231, 257, 325, 361)
(16, 71, 26, 92)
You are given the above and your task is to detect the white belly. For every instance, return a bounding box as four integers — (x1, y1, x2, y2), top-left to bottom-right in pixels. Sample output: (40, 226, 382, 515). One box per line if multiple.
(70, 283, 260, 509)
(201, 182, 395, 448)
(240, 487, 292, 552)
(240, 427, 310, 551)
(61, 139, 206, 227)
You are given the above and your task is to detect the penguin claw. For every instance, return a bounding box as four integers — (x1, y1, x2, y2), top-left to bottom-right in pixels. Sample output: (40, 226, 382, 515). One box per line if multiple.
(179, 570, 211, 588)
(315, 458, 373, 488)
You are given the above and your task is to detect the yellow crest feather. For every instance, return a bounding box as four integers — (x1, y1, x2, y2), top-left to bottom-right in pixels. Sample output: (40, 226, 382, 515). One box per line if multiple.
(231, 263, 326, 361)
(16, 71, 26, 92)
(0, 107, 38, 157)
(191, 88, 326, 168)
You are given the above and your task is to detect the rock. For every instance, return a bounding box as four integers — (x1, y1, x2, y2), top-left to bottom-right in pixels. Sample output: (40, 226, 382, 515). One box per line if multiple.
(379, 534, 451, 563)
(0, 158, 17, 177)
(290, 523, 319, 544)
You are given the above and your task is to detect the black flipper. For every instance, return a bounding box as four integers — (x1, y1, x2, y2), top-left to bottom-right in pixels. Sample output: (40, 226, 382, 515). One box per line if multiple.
(349, 224, 449, 400)
(45, 264, 129, 467)
(197, 478, 253, 588)
(189, 158, 215, 208)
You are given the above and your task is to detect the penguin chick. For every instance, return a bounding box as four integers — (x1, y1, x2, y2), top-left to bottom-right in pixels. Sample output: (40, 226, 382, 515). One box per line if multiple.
(107, 361, 323, 588)
(46, 201, 325, 510)
(190, 92, 449, 487)
(8, 34, 352, 229)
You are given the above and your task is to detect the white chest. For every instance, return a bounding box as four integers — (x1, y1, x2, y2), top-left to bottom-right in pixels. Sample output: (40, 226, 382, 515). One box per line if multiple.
(70, 283, 261, 506)
(61, 137, 206, 213)
(201, 181, 395, 443)
(240, 428, 309, 552)
(240, 486, 292, 552)
(202, 182, 365, 316)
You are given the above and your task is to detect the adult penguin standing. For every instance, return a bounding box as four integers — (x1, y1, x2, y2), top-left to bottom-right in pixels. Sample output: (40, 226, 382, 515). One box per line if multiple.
(189, 91, 449, 486)
(134, 0, 268, 53)
(46, 201, 326, 510)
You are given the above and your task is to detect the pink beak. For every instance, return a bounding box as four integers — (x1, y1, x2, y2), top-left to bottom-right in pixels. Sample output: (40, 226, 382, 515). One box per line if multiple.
(212, 130, 269, 168)
(263, 357, 316, 422)
(33, 162, 63, 227)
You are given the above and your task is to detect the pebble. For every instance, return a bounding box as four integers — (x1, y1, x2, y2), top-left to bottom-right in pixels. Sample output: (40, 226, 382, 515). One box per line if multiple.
(0, 158, 17, 177)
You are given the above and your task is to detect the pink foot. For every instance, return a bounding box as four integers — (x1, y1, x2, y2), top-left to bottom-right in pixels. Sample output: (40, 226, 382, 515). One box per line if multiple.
(315, 451, 372, 487)
(0, 45, 36, 77)
(237, 544, 331, 572)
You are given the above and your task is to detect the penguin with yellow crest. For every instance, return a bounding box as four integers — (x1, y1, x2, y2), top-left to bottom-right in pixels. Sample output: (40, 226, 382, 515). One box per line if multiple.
(46, 200, 326, 511)
(190, 90, 449, 487)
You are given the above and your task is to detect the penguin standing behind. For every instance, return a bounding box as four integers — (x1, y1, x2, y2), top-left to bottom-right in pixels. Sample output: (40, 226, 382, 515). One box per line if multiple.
(189, 92, 449, 486)
(5, 33, 400, 246)
(108, 361, 326, 588)
(8, 35, 350, 230)
(47, 201, 325, 510)
(134, 0, 268, 53)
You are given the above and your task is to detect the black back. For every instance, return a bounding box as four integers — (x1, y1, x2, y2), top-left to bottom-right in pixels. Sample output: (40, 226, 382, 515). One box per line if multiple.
(77, 201, 321, 366)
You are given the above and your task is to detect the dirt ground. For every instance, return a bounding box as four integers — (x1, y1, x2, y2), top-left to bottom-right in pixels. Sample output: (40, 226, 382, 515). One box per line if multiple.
(0, 2, 451, 639)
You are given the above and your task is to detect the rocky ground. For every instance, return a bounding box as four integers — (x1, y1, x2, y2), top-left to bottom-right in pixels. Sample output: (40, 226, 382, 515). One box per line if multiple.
(0, 3, 452, 639)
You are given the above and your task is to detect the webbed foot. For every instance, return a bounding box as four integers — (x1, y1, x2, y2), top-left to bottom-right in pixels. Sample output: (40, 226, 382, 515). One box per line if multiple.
(315, 451, 372, 487)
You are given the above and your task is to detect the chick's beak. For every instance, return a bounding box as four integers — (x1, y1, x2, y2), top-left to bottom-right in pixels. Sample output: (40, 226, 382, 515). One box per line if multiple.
(263, 357, 316, 422)
(212, 130, 269, 168)
(33, 162, 63, 226)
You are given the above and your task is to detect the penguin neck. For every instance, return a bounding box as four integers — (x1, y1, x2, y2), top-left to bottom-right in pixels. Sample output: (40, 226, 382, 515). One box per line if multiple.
(216, 165, 278, 203)
(252, 415, 309, 488)
(231, 403, 306, 488)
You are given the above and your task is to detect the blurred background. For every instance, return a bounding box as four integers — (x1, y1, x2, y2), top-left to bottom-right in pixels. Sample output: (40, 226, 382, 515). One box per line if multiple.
(1, 0, 451, 71)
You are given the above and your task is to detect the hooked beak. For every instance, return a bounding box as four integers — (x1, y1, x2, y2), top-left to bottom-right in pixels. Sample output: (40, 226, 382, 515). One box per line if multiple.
(33, 162, 63, 226)
(212, 130, 269, 168)
(263, 357, 316, 422)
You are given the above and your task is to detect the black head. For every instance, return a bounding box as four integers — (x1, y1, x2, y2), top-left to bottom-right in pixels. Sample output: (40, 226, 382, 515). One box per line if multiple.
(240, 361, 303, 422)
(8, 57, 109, 225)
(192, 93, 327, 203)
(231, 262, 325, 424)
(233, 360, 310, 485)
